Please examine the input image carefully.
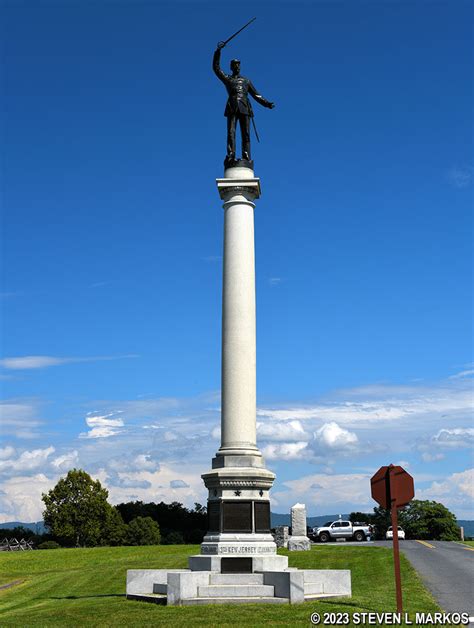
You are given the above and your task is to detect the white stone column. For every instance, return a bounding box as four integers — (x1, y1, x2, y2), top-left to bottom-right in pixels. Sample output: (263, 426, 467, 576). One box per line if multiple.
(217, 166, 261, 457)
(195, 165, 286, 572)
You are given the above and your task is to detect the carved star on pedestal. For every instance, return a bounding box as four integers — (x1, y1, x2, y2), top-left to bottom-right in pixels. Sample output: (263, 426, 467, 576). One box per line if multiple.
(234, 490, 242, 496)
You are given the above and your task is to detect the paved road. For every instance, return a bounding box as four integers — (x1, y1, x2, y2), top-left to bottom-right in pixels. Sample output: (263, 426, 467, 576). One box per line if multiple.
(375, 540, 474, 614)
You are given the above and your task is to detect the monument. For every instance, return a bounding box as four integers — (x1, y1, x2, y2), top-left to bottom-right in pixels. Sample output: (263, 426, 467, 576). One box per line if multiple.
(126, 20, 351, 605)
(288, 503, 311, 551)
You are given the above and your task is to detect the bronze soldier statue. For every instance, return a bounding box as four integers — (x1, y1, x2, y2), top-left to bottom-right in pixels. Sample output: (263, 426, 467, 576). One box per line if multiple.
(213, 41, 275, 167)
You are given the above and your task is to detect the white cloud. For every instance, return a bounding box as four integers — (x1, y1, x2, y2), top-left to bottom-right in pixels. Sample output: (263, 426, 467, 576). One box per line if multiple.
(431, 427, 474, 448)
(257, 419, 308, 442)
(0, 446, 15, 460)
(417, 469, 474, 519)
(447, 166, 473, 189)
(2, 378, 472, 523)
(269, 277, 281, 286)
(272, 472, 373, 514)
(313, 422, 358, 450)
(51, 450, 79, 471)
(163, 431, 179, 441)
(85, 414, 124, 428)
(106, 453, 159, 473)
(421, 452, 445, 462)
(80, 427, 120, 439)
(257, 380, 473, 435)
(0, 401, 43, 438)
(0, 461, 203, 523)
(0, 473, 56, 523)
(133, 454, 159, 472)
(0, 446, 55, 473)
(417, 427, 474, 459)
(114, 476, 152, 489)
(170, 479, 190, 488)
(0, 354, 138, 370)
(262, 441, 308, 461)
(396, 460, 411, 469)
(449, 369, 474, 380)
(1, 356, 71, 369)
(79, 413, 125, 439)
(97, 463, 206, 509)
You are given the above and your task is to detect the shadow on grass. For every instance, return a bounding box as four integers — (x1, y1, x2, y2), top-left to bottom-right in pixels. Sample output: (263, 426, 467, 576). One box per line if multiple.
(49, 594, 125, 600)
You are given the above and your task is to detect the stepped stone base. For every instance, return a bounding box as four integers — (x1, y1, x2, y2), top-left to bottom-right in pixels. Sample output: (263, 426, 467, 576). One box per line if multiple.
(126, 567, 351, 606)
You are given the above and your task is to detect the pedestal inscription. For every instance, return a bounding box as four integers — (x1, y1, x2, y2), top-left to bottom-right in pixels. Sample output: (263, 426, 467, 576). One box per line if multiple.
(208, 501, 220, 532)
(222, 501, 252, 533)
(221, 557, 252, 574)
(254, 501, 271, 533)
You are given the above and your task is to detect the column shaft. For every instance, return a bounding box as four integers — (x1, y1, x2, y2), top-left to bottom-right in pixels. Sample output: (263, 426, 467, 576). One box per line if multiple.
(220, 193, 257, 453)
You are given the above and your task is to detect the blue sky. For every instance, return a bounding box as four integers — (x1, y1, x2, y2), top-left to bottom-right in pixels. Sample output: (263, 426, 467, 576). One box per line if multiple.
(1, 0, 472, 523)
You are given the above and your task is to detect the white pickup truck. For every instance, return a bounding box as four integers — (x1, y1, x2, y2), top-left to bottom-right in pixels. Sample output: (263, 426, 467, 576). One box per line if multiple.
(312, 520, 372, 542)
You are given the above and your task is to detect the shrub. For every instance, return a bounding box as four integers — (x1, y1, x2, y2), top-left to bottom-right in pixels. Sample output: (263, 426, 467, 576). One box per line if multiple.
(37, 541, 61, 550)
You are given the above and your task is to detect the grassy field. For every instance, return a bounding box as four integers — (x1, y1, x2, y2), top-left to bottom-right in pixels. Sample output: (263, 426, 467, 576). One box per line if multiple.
(0, 544, 441, 627)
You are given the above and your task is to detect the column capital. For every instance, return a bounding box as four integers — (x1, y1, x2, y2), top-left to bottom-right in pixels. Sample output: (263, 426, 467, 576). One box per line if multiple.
(216, 177, 261, 201)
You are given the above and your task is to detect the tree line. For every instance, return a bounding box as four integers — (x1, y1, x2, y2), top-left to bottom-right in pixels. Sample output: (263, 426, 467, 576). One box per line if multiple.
(29, 469, 207, 548)
(7, 468, 461, 548)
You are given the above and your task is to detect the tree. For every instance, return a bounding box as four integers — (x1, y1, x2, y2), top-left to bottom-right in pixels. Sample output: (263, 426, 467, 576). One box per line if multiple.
(127, 516, 161, 546)
(401, 500, 460, 541)
(349, 512, 372, 524)
(369, 506, 391, 539)
(102, 505, 128, 546)
(42, 469, 110, 547)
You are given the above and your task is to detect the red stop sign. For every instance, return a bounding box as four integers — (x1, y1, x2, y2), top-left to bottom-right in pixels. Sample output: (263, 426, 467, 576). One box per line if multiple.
(371, 465, 414, 509)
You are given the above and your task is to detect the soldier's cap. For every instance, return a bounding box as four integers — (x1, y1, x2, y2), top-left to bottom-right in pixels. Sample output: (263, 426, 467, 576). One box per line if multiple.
(230, 59, 241, 66)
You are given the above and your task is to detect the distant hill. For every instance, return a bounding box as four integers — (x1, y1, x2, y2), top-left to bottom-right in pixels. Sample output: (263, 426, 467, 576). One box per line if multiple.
(0, 521, 47, 534)
(1, 517, 472, 538)
(272, 513, 474, 536)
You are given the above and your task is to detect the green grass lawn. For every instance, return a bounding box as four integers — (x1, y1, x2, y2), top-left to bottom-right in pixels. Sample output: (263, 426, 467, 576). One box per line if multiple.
(461, 540, 474, 546)
(0, 544, 441, 627)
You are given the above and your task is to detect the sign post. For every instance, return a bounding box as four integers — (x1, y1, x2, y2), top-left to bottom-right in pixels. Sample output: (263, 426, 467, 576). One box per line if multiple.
(370, 464, 414, 613)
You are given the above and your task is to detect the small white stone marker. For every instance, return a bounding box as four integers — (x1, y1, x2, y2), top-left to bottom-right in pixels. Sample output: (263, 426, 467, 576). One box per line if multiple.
(288, 503, 311, 551)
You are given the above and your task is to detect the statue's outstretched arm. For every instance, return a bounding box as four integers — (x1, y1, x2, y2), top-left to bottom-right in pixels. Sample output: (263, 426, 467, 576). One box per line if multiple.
(213, 47, 228, 83)
(248, 81, 275, 109)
